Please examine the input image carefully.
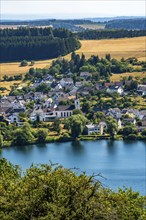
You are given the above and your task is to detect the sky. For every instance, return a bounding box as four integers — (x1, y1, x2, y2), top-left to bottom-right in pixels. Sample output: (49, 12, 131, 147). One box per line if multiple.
(1, 0, 145, 20)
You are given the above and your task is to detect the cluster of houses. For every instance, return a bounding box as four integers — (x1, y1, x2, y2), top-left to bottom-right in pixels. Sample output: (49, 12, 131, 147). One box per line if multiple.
(0, 92, 80, 124)
(0, 72, 146, 135)
(85, 108, 146, 135)
(0, 90, 146, 135)
(29, 72, 146, 96)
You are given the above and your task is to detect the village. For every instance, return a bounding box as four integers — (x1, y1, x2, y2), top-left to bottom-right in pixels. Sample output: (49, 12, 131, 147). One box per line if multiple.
(0, 70, 146, 139)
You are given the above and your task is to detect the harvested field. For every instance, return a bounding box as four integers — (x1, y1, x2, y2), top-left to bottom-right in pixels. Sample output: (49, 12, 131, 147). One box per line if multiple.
(0, 36, 145, 77)
(111, 71, 146, 82)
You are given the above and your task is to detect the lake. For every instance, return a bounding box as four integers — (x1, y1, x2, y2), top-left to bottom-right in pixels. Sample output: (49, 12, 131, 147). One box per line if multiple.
(0, 140, 146, 195)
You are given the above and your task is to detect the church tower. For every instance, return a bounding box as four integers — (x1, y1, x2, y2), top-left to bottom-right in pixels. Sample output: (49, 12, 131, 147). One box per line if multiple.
(74, 99, 80, 110)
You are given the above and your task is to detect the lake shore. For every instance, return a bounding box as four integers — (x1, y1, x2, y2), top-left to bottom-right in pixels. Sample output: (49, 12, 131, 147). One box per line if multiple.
(1, 133, 146, 149)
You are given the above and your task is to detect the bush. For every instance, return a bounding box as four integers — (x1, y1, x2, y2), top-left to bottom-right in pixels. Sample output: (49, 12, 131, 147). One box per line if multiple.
(62, 132, 70, 138)
(36, 128, 48, 143)
(20, 60, 28, 67)
(30, 60, 35, 66)
(126, 134, 137, 140)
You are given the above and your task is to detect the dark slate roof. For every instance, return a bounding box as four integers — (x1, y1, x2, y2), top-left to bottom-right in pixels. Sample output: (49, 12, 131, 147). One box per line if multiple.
(56, 105, 75, 111)
(0, 106, 13, 114)
(137, 85, 146, 91)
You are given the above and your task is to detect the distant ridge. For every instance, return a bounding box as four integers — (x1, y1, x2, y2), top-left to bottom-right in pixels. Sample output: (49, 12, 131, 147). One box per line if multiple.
(85, 16, 144, 22)
(0, 16, 145, 23)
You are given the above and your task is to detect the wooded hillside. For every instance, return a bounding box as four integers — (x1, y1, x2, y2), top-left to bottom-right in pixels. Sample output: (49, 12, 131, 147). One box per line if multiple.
(0, 27, 81, 62)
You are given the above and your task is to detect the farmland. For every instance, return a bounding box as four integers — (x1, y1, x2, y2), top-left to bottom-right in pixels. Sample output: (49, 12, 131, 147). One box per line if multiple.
(0, 36, 145, 78)
(0, 60, 54, 79)
(74, 36, 146, 60)
(75, 24, 105, 30)
(111, 71, 146, 82)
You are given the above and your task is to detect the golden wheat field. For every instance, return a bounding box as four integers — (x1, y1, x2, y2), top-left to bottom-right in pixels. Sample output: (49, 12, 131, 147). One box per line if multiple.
(0, 36, 145, 78)
(74, 36, 146, 60)
(0, 59, 54, 79)
(111, 71, 146, 82)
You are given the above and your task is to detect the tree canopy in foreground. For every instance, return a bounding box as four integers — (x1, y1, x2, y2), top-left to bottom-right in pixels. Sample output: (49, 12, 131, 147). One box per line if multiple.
(0, 158, 145, 220)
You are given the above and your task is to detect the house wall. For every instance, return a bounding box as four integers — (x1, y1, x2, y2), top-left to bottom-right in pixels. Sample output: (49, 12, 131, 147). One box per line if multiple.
(54, 111, 73, 118)
(87, 126, 103, 135)
(9, 115, 19, 123)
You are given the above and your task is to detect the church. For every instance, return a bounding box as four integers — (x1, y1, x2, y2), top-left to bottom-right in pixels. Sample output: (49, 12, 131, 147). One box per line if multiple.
(53, 99, 80, 118)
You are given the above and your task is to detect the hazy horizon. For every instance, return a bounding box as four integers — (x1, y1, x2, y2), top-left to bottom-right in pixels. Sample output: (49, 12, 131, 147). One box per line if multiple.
(1, 0, 145, 20)
(1, 15, 145, 21)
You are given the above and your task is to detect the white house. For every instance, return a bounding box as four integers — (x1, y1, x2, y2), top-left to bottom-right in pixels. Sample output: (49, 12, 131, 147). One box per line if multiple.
(34, 92, 46, 101)
(80, 72, 92, 80)
(45, 98, 53, 108)
(106, 108, 121, 119)
(138, 110, 146, 120)
(106, 86, 123, 95)
(137, 85, 146, 96)
(75, 81, 83, 88)
(30, 109, 56, 122)
(8, 113, 19, 123)
(54, 83, 63, 91)
(122, 118, 136, 126)
(85, 123, 105, 135)
(60, 78, 74, 88)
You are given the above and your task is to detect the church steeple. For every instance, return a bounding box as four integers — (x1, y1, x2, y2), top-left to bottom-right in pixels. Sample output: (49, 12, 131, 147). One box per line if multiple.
(74, 98, 80, 110)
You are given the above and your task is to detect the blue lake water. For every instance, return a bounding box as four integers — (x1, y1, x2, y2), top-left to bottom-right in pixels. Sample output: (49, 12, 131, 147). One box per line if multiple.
(1, 140, 146, 195)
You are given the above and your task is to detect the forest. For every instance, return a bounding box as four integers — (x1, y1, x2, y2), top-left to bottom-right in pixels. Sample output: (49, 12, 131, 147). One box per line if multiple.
(77, 29, 146, 39)
(105, 18, 146, 30)
(0, 28, 81, 62)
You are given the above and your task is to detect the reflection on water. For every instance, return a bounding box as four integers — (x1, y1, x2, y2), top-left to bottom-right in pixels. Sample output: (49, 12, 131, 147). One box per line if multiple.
(0, 140, 145, 195)
(13, 144, 34, 154)
(71, 141, 84, 154)
(106, 140, 118, 154)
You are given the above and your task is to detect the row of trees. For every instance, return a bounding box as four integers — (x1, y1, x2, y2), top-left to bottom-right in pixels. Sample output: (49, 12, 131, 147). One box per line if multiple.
(39, 52, 139, 80)
(77, 29, 146, 39)
(3, 74, 22, 81)
(0, 27, 73, 38)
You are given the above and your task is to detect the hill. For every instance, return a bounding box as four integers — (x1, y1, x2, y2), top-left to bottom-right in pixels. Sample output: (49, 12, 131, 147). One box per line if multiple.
(105, 18, 146, 30)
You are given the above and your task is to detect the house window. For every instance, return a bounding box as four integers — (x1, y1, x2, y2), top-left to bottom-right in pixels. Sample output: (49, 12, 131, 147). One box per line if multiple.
(64, 112, 66, 117)
(61, 112, 63, 117)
